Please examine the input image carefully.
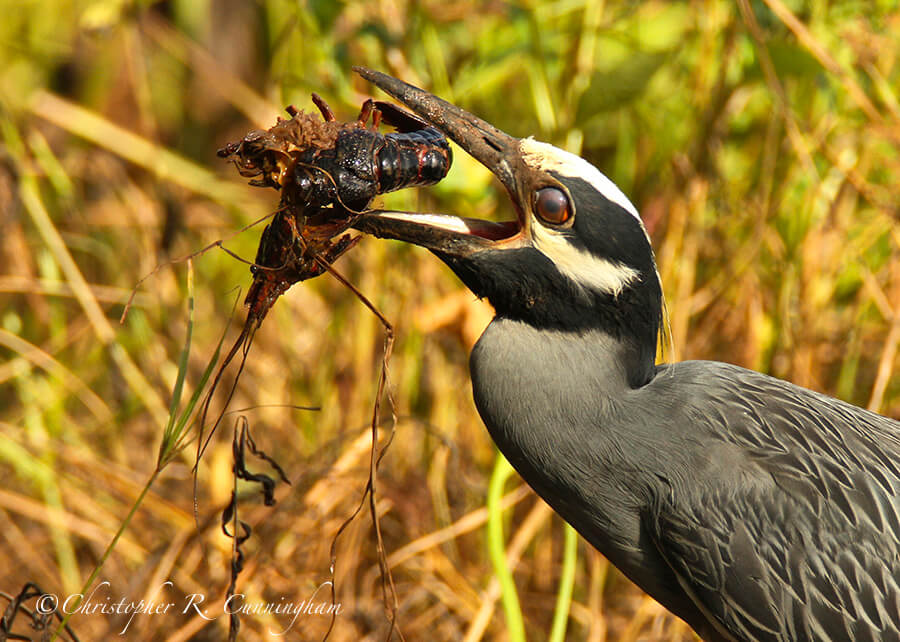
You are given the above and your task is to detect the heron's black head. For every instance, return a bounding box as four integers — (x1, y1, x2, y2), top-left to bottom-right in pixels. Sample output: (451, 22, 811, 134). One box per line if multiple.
(353, 68, 663, 374)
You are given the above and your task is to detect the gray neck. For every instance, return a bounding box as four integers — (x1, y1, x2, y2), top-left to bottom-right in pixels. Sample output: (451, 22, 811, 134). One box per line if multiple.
(470, 318, 639, 423)
(469, 318, 655, 497)
(468, 317, 667, 591)
(468, 317, 715, 633)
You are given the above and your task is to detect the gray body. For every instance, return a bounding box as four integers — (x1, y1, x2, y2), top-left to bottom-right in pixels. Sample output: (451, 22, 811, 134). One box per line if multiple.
(472, 318, 900, 641)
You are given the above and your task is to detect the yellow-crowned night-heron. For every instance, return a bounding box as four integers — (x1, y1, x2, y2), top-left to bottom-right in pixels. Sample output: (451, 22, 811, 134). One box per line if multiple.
(353, 67, 900, 641)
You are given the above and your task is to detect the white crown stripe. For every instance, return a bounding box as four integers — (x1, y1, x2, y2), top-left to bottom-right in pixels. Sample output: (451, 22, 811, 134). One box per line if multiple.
(519, 138, 642, 223)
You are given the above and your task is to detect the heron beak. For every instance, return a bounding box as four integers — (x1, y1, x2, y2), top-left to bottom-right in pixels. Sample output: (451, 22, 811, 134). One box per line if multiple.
(351, 67, 527, 257)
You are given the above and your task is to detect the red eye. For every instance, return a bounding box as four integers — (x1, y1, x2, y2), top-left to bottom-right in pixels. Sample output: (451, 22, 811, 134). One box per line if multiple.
(534, 187, 572, 225)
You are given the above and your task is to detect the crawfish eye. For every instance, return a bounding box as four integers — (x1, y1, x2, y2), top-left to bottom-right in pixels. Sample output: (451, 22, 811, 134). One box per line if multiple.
(533, 187, 572, 225)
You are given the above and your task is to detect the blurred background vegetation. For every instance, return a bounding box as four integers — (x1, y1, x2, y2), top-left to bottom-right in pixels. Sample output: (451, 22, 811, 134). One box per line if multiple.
(1, 0, 898, 640)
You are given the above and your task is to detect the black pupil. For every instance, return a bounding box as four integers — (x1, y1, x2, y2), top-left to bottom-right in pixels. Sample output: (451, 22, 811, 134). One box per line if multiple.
(537, 188, 569, 223)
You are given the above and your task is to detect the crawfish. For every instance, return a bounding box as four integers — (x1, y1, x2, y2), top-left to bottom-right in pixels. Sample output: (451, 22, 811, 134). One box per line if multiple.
(218, 94, 452, 323)
(199, 93, 451, 464)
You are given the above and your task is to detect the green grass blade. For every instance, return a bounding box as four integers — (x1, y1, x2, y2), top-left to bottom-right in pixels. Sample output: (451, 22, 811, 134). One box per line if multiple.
(159, 277, 236, 469)
(487, 452, 526, 642)
(163, 262, 194, 437)
(548, 523, 578, 642)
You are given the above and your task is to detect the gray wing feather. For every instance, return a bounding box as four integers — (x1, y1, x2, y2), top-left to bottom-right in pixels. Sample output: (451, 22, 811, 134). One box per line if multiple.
(648, 362, 900, 641)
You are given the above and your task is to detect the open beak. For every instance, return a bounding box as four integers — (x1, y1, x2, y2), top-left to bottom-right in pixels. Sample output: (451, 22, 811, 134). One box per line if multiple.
(351, 67, 526, 256)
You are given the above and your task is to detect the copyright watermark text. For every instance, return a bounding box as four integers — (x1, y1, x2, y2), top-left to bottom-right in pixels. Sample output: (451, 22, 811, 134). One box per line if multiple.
(35, 580, 341, 635)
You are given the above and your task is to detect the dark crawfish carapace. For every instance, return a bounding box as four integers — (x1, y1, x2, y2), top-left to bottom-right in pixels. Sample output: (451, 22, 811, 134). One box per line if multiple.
(218, 97, 452, 212)
(216, 93, 452, 323)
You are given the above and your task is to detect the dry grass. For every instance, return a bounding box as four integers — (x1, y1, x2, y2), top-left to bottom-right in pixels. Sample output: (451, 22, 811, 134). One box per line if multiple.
(0, 1, 897, 640)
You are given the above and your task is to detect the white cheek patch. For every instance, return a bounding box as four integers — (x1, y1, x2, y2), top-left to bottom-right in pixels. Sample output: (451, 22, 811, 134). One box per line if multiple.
(531, 222, 639, 296)
(520, 137, 642, 223)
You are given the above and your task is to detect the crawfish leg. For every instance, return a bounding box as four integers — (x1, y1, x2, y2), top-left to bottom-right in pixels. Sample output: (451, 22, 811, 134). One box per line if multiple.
(370, 104, 383, 130)
(356, 98, 378, 129)
(311, 93, 336, 122)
